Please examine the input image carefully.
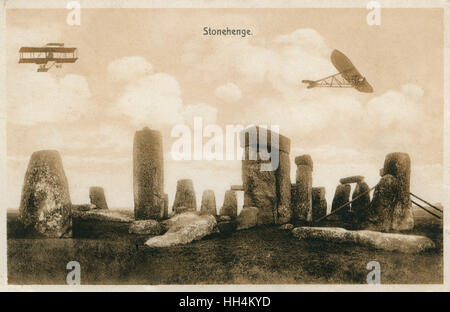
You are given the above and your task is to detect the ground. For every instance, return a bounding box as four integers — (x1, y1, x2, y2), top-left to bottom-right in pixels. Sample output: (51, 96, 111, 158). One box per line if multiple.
(7, 209, 442, 285)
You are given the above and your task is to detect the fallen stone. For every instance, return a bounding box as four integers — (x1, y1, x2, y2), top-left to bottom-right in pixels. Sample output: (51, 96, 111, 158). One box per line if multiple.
(217, 220, 238, 234)
(280, 223, 294, 231)
(133, 127, 165, 220)
(145, 212, 216, 247)
(173, 179, 197, 214)
(339, 176, 365, 184)
(219, 190, 238, 217)
(200, 189, 217, 216)
(216, 215, 231, 222)
(72, 204, 96, 212)
(19, 150, 72, 238)
(73, 209, 133, 223)
(292, 226, 435, 253)
(129, 219, 164, 235)
(89, 186, 108, 210)
(236, 207, 259, 230)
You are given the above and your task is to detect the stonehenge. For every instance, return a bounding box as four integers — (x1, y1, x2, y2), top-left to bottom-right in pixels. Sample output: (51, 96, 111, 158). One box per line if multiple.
(19, 150, 72, 237)
(89, 186, 108, 210)
(294, 155, 313, 222)
(240, 126, 291, 225)
(16, 122, 422, 249)
(133, 127, 165, 220)
(173, 179, 197, 214)
(200, 190, 217, 216)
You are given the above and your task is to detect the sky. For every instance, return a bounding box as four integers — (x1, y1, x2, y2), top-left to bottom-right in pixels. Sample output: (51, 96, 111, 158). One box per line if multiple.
(6, 8, 444, 211)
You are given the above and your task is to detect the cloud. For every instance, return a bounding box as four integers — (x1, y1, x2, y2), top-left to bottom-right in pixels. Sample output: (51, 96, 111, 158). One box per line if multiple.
(109, 57, 218, 128)
(366, 84, 424, 129)
(107, 56, 153, 81)
(214, 83, 242, 102)
(113, 72, 183, 127)
(182, 103, 218, 126)
(7, 72, 91, 125)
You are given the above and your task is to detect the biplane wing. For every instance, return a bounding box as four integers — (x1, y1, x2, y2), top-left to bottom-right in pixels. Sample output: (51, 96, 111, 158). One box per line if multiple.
(330, 50, 373, 93)
(302, 49, 373, 93)
(18, 43, 78, 72)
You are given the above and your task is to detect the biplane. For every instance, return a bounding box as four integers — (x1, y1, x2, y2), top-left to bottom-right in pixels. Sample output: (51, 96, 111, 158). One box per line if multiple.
(18, 43, 78, 72)
(302, 49, 373, 93)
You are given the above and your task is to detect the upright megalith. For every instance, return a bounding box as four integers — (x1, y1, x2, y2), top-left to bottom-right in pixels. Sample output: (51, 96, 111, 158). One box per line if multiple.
(219, 190, 238, 217)
(365, 153, 413, 231)
(330, 184, 351, 220)
(294, 155, 313, 222)
(240, 126, 291, 225)
(351, 181, 371, 224)
(365, 174, 399, 231)
(312, 187, 327, 221)
(383, 152, 414, 230)
(173, 179, 197, 214)
(200, 190, 217, 216)
(19, 150, 72, 237)
(89, 186, 108, 210)
(133, 127, 165, 220)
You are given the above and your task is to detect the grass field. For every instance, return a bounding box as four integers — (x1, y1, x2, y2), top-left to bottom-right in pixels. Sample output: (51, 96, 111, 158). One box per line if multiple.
(7, 209, 443, 285)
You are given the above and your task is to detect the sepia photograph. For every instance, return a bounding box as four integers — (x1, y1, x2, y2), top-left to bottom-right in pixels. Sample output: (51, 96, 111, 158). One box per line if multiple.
(3, 2, 446, 287)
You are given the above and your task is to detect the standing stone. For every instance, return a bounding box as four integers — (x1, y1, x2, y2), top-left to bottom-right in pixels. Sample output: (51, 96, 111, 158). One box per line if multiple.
(173, 179, 197, 214)
(276, 150, 291, 224)
(242, 145, 277, 224)
(365, 153, 414, 231)
(200, 190, 217, 216)
(365, 174, 399, 231)
(383, 153, 414, 230)
(330, 184, 351, 220)
(219, 190, 238, 218)
(294, 155, 313, 222)
(19, 150, 72, 237)
(312, 187, 327, 221)
(163, 193, 169, 219)
(351, 181, 371, 224)
(89, 186, 108, 210)
(240, 126, 292, 225)
(133, 127, 164, 220)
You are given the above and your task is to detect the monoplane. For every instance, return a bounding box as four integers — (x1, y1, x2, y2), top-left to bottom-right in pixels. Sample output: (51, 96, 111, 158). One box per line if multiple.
(302, 49, 373, 93)
(19, 43, 78, 72)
